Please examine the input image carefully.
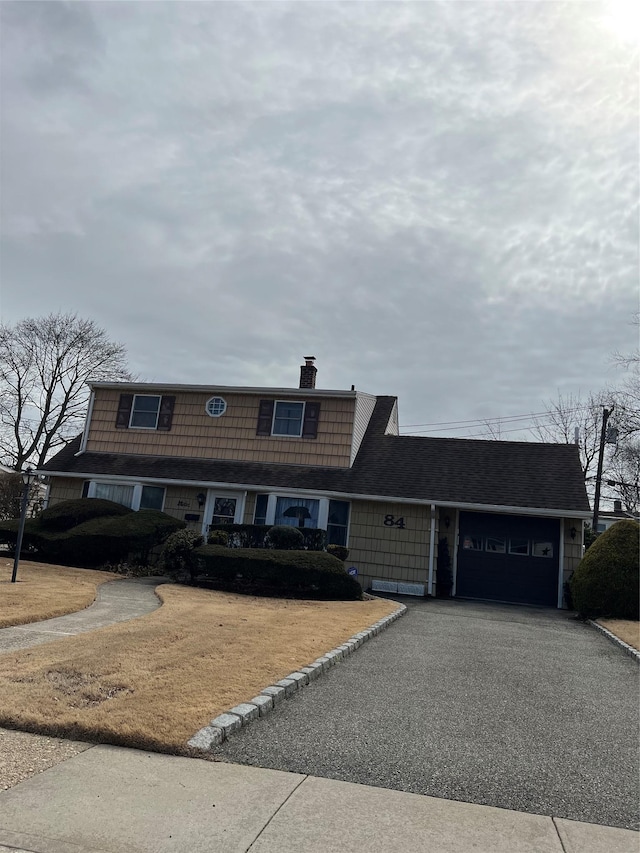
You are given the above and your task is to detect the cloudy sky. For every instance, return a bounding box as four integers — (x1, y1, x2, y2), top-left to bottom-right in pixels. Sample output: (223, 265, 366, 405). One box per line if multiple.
(1, 0, 638, 440)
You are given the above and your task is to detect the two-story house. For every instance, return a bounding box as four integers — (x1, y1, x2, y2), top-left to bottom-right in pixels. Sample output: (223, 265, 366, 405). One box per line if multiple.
(39, 358, 591, 608)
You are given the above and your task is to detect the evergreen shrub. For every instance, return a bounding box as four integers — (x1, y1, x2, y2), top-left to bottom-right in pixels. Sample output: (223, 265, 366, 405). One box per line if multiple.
(569, 520, 639, 620)
(194, 545, 362, 600)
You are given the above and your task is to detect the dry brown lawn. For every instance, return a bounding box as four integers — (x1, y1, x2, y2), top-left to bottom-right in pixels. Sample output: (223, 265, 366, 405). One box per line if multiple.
(0, 560, 117, 628)
(598, 618, 640, 650)
(0, 584, 398, 754)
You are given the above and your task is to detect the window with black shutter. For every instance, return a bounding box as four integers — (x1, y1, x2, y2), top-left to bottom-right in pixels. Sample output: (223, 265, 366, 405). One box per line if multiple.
(157, 396, 175, 431)
(302, 401, 320, 438)
(115, 394, 134, 428)
(256, 400, 275, 435)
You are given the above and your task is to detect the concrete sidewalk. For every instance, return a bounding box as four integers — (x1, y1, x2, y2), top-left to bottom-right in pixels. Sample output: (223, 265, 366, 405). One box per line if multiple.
(0, 577, 166, 654)
(0, 746, 637, 853)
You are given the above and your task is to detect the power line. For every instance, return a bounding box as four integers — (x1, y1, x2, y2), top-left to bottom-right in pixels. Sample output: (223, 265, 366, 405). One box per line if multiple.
(401, 413, 579, 436)
(400, 404, 589, 431)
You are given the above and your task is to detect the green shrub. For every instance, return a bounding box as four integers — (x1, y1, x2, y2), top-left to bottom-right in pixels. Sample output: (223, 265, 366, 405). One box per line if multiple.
(207, 523, 326, 550)
(193, 545, 362, 600)
(569, 520, 639, 620)
(207, 529, 229, 546)
(38, 498, 130, 532)
(326, 544, 349, 561)
(264, 525, 305, 550)
(208, 524, 270, 548)
(160, 529, 205, 581)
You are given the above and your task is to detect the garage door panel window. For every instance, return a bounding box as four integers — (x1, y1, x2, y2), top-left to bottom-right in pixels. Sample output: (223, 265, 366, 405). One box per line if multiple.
(462, 535, 483, 550)
(486, 537, 506, 553)
(509, 538, 529, 556)
(533, 541, 554, 558)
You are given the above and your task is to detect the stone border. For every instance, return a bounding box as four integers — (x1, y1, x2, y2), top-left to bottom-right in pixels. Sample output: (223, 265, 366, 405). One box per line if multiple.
(588, 620, 640, 663)
(187, 602, 407, 751)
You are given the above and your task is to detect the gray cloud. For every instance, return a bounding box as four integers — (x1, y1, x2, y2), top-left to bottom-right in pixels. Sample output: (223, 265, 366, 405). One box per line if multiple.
(1, 0, 637, 437)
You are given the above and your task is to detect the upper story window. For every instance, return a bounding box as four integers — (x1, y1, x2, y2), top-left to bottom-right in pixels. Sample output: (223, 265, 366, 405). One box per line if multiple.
(255, 399, 321, 439)
(206, 397, 227, 418)
(273, 401, 304, 436)
(115, 393, 175, 431)
(130, 395, 161, 429)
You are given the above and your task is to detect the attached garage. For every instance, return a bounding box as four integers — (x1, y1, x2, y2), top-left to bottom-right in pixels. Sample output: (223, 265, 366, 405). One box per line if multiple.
(455, 511, 560, 607)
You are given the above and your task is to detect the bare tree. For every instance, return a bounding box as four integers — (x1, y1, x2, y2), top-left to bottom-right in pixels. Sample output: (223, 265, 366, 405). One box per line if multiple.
(604, 441, 640, 513)
(529, 391, 613, 482)
(0, 313, 133, 470)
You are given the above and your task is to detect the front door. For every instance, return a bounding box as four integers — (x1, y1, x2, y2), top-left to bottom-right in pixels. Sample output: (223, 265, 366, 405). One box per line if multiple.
(205, 492, 243, 536)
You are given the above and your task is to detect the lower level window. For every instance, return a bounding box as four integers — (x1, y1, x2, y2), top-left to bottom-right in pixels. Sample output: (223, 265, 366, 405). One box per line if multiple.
(275, 496, 319, 528)
(139, 486, 165, 511)
(327, 500, 350, 546)
(88, 482, 165, 512)
(94, 483, 135, 508)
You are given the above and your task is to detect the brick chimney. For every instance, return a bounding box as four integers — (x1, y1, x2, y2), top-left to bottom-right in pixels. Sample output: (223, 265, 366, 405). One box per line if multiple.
(299, 356, 317, 389)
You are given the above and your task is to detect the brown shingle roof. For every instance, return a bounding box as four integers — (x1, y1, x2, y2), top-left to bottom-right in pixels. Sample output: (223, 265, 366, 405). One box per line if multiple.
(42, 397, 590, 513)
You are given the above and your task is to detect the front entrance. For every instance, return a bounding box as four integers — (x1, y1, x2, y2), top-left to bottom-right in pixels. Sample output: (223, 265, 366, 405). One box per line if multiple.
(205, 492, 244, 536)
(455, 512, 559, 607)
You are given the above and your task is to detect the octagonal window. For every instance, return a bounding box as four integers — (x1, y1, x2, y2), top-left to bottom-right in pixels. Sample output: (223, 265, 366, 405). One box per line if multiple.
(206, 397, 227, 418)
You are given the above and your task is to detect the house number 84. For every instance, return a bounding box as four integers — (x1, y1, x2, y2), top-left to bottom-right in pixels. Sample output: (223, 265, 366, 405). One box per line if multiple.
(384, 514, 406, 529)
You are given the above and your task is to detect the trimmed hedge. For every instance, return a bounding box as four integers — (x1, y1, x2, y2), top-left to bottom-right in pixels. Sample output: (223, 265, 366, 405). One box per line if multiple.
(569, 520, 639, 620)
(264, 525, 304, 550)
(0, 500, 184, 568)
(194, 545, 362, 600)
(38, 498, 130, 532)
(207, 523, 327, 551)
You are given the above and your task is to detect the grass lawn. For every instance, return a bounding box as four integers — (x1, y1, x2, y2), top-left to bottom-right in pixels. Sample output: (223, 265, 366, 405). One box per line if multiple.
(0, 559, 117, 628)
(598, 618, 640, 650)
(0, 583, 399, 754)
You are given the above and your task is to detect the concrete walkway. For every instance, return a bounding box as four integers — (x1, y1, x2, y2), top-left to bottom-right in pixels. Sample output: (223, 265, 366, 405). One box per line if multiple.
(0, 577, 166, 654)
(0, 746, 637, 853)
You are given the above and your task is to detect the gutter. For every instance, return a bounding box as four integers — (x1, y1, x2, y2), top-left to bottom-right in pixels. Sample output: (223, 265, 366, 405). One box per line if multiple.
(36, 469, 592, 520)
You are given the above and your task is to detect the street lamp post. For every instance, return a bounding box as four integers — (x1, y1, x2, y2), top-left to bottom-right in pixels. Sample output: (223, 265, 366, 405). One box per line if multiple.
(11, 467, 35, 584)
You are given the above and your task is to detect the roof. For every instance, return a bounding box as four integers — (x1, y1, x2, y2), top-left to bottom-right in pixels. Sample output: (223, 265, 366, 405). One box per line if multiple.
(89, 381, 357, 399)
(41, 397, 590, 515)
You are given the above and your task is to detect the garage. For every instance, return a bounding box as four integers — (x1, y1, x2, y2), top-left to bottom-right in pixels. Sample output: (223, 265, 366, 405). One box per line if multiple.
(455, 511, 560, 606)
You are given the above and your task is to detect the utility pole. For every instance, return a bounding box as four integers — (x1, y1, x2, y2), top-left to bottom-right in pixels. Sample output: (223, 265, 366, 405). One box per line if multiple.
(592, 406, 614, 534)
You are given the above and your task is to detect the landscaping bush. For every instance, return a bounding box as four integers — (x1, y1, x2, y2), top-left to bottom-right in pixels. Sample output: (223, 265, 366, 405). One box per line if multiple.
(207, 529, 229, 547)
(326, 544, 349, 561)
(569, 520, 639, 620)
(0, 507, 184, 568)
(160, 529, 205, 581)
(207, 523, 326, 550)
(264, 525, 304, 550)
(38, 498, 131, 532)
(193, 545, 362, 600)
(207, 524, 271, 548)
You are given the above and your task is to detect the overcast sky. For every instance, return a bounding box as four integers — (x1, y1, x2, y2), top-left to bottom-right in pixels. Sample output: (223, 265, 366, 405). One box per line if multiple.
(1, 1, 638, 440)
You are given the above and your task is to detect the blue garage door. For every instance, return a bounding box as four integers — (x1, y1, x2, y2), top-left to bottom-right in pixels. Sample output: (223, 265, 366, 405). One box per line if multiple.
(456, 512, 559, 607)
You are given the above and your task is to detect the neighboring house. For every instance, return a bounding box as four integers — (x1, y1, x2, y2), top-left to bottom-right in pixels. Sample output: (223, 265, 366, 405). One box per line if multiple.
(595, 501, 640, 533)
(39, 358, 591, 608)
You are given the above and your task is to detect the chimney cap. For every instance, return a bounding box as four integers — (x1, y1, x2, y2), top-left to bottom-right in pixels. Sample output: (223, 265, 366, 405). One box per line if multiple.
(303, 356, 316, 364)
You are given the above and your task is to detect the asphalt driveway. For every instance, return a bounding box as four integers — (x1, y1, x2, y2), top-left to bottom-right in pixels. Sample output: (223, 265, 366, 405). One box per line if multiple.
(213, 598, 640, 831)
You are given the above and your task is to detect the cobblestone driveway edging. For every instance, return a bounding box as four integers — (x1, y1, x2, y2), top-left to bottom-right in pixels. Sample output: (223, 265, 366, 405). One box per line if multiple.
(187, 602, 407, 752)
(588, 620, 640, 663)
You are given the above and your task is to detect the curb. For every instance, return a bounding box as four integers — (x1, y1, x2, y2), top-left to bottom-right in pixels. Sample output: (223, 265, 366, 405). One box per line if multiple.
(187, 601, 407, 752)
(588, 620, 640, 663)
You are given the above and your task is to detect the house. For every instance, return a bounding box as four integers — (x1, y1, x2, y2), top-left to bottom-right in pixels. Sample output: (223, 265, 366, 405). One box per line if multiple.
(595, 501, 640, 533)
(39, 358, 591, 608)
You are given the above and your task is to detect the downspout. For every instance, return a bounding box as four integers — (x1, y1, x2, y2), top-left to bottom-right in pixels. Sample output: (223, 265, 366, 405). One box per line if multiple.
(557, 518, 565, 609)
(427, 504, 437, 596)
(76, 389, 95, 455)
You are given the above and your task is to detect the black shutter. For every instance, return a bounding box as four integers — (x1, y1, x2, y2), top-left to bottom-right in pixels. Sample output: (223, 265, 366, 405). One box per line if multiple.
(302, 401, 320, 438)
(157, 395, 176, 431)
(256, 400, 274, 435)
(115, 394, 133, 429)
